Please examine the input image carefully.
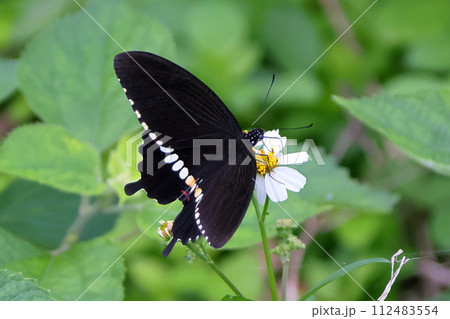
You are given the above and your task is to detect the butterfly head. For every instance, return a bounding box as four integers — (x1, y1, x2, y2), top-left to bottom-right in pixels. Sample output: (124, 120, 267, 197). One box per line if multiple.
(244, 128, 265, 146)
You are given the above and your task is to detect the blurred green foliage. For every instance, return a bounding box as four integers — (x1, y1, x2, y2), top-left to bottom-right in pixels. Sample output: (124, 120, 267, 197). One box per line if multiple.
(0, 0, 448, 301)
(0, 269, 53, 300)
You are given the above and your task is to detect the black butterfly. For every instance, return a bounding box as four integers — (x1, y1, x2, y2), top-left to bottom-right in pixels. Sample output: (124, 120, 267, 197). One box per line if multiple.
(113, 51, 264, 257)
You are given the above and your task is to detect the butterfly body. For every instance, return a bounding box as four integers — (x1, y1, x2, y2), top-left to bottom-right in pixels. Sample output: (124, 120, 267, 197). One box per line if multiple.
(114, 51, 263, 256)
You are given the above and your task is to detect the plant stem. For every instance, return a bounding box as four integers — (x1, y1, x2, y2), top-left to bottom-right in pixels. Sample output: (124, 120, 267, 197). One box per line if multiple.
(252, 196, 279, 301)
(102, 203, 144, 214)
(53, 196, 98, 255)
(281, 259, 290, 301)
(186, 242, 244, 297)
(261, 195, 270, 223)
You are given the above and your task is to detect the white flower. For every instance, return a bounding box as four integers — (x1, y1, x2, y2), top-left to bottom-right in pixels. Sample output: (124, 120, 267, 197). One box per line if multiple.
(254, 129, 309, 205)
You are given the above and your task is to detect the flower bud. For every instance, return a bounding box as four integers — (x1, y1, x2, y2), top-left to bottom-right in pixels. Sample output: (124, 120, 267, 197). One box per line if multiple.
(157, 220, 173, 240)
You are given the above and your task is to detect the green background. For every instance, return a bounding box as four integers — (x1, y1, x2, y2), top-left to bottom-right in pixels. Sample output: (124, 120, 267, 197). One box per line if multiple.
(0, 0, 448, 301)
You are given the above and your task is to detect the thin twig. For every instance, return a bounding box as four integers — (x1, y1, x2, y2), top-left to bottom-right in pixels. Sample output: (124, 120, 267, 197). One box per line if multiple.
(378, 249, 411, 301)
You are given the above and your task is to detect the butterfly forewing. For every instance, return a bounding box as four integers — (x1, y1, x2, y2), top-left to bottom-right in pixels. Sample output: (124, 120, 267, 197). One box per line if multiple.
(113, 51, 242, 143)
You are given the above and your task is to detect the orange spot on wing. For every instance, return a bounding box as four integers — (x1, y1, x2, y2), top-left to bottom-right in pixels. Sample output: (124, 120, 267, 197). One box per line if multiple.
(185, 175, 196, 187)
(194, 188, 202, 197)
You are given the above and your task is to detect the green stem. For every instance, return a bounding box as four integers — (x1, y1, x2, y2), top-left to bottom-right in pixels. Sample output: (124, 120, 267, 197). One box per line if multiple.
(186, 242, 244, 297)
(102, 203, 144, 214)
(252, 196, 279, 301)
(281, 258, 290, 301)
(53, 196, 98, 255)
(261, 195, 270, 223)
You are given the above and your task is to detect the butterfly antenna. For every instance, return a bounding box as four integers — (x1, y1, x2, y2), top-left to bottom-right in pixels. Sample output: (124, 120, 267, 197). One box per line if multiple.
(259, 137, 286, 156)
(261, 139, 275, 153)
(278, 123, 313, 130)
(255, 157, 267, 165)
(265, 74, 276, 104)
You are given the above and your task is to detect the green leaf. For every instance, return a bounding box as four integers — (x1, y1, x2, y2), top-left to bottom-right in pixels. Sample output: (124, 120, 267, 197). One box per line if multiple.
(0, 124, 105, 195)
(39, 237, 125, 301)
(107, 134, 142, 204)
(385, 74, 450, 95)
(1, 231, 126, 301)
(0, 58, 17, 102)
(0, 173, 14, 194)
(299, 258, 389, 301)
(0, 180, 79, 249)
(0, 179, 120, 250)
(18, 1, 175, 151)
(0, 227, 45, 267)
(0, 269, 53, 301)
(0, 227, 51, 282)
(334, 89, 450, 176)
(299, 150, 399, 213)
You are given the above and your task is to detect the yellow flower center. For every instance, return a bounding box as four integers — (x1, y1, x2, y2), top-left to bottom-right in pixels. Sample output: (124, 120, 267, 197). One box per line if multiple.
(255, 149, 278, 175)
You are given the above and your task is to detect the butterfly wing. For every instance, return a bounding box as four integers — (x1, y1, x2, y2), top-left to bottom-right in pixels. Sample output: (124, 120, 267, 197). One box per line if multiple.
(114, 51, 242, 141)
(114, 51, 257, 256)
(163, 140, 256, 256)
(195, 151, 256, 248)
(114, 51, 243, 203)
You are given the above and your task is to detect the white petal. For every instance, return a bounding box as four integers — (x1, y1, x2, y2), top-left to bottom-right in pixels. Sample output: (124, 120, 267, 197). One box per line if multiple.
(272, 166, 306, 192)
(262, 129, 281, 138)
(262, 130, 286, 155)
(255, 174, 267, 205)
(278, 152, 309, 165)
(265, 172, 288, 203)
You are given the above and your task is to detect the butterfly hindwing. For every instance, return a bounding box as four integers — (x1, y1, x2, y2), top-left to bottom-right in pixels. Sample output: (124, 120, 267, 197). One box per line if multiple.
(124, 133, 184, 204)
(193, 141, 256, 248)
(162, 199, 201, 257)
(161, 139, 256, 256)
